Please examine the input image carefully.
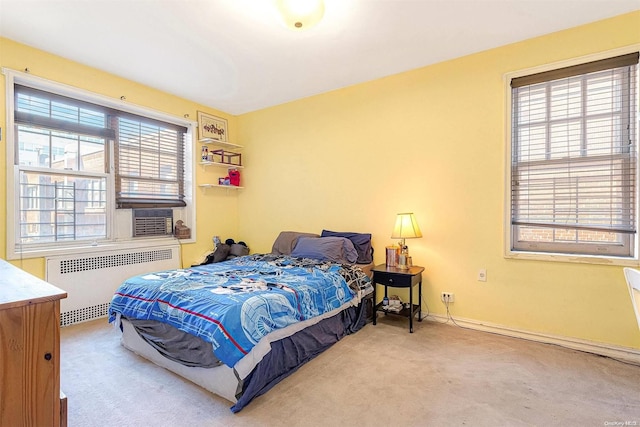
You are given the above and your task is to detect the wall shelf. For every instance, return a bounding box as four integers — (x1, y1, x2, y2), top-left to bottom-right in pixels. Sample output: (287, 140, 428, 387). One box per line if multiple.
(199, 161, 244, 169)
(199, 139, 244, 190)
(198, 184, 244, 190)
(199, 138, 243, 150)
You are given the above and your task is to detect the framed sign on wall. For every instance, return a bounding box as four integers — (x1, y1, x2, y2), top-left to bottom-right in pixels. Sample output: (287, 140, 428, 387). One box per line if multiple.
(197, 111, 228, 142)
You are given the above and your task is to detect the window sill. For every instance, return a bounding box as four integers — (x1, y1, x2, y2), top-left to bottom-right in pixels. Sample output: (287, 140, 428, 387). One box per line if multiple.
(9, 237, 183, 260)
(505, 250, 640, 267)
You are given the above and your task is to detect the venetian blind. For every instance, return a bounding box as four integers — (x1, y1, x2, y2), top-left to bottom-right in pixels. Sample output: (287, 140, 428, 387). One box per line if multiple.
(114, 114, 186, 208)
(510, 53, 638, 235)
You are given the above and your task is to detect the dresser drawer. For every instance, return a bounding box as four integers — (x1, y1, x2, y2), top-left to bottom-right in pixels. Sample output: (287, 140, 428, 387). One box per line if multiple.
(373, 271, 414, 287)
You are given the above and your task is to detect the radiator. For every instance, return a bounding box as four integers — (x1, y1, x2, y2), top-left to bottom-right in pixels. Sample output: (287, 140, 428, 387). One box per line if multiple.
(46, 243, 181, 326)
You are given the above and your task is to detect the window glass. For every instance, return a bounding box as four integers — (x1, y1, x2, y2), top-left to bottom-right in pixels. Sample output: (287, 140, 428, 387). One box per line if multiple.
(18, 171, 107, 244)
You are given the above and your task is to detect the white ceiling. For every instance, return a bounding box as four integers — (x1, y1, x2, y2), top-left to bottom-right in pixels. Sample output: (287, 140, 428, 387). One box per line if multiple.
(0, 0, 638, 115)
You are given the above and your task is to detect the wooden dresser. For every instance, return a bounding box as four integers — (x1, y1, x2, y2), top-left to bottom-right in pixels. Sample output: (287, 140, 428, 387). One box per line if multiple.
(0, 259, 67, 426)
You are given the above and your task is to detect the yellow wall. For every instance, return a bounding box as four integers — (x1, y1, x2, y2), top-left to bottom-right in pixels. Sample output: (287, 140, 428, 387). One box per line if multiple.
(1, 12, 639, 351)
(237, 11, 640, 349)
(0, 37, 240, 273)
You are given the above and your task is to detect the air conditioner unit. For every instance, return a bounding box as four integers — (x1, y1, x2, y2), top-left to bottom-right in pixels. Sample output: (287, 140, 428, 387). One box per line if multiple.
(132, 209, 173, 237)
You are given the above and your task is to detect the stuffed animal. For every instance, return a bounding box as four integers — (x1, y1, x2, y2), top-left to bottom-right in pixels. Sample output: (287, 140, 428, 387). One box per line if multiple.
(199, 239, 249, 265)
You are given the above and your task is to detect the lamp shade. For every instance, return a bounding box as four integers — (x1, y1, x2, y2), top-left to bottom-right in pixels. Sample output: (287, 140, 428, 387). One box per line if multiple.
(391, 213, 423, 240)
(276, 0, 325, 30)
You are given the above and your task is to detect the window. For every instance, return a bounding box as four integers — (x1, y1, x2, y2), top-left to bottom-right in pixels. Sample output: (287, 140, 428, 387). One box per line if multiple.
(15, 86, 110, 245)
(5, 70, 193, 257)
(509, 52, 639, 258)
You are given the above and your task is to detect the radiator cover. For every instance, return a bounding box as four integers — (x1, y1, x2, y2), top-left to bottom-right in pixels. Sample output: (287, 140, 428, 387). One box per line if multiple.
(46, 244, 181, 326)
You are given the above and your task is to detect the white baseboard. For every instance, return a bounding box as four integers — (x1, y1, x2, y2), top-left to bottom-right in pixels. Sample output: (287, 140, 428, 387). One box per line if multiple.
(423, 313, 640, 365)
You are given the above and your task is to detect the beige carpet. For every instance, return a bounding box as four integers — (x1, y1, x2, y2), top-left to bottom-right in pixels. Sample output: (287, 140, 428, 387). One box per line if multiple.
(61, 315, 640, 426)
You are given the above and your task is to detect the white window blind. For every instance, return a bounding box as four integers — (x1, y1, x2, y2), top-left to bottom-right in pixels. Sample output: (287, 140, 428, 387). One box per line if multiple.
(510, 52, 639, 257)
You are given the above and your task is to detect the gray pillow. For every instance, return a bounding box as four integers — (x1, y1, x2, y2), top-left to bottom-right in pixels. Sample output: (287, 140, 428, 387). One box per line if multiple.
(271, 231, 319, 255)
(291, 236, 359, 263)
(321, 230, 373, 264)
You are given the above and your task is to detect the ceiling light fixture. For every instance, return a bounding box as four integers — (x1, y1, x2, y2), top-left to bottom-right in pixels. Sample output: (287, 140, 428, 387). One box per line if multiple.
(276, 0, 325, 30)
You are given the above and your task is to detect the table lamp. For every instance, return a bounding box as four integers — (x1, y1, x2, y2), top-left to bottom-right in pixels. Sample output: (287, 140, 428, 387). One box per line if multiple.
(391, 212, 423, 269)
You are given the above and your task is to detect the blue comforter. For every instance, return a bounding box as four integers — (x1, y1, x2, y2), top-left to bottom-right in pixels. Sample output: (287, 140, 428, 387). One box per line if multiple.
(109, 254, 369, 367)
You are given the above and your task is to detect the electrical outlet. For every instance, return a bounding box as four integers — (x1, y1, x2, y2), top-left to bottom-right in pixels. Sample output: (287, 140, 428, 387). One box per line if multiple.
(441, 292, 454, 303)
(478, 268, 487, 282)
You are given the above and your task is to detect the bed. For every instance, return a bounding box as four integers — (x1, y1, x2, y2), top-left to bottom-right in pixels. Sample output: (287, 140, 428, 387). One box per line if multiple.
(108, 231, 374, 412)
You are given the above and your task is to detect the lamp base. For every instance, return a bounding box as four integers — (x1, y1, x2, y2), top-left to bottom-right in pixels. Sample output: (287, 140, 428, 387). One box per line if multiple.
(397, 253, 409, 269)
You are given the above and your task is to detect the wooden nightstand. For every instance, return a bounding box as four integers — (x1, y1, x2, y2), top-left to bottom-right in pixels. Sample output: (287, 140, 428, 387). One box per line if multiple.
(372, 264, 425, 333)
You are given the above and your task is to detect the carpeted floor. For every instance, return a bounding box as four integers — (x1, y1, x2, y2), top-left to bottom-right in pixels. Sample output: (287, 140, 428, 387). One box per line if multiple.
(60, 315, 640, 426)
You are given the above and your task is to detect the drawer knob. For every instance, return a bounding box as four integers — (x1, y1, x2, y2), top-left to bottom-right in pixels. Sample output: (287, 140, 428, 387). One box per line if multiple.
(44, 352, 52, 361)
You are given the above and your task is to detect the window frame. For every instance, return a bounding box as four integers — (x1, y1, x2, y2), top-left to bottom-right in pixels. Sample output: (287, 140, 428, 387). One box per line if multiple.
(504, 46, 640, 266)
(3, 68, 196, 260)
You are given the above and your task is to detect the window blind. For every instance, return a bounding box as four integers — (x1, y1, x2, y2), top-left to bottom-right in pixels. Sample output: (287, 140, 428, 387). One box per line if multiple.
(15, 84, 114, 140)
(114, 116, 186, 208)
(510, 53, 638, 238)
